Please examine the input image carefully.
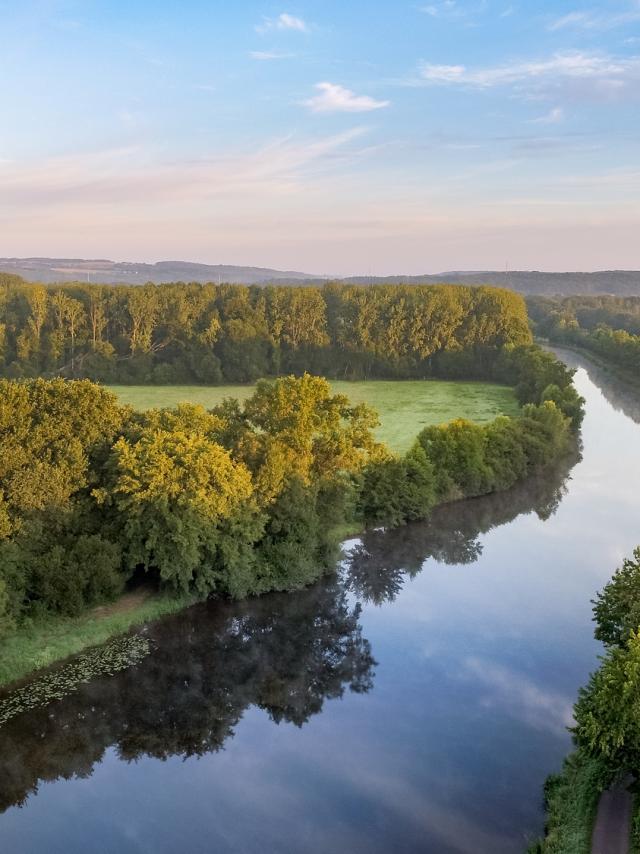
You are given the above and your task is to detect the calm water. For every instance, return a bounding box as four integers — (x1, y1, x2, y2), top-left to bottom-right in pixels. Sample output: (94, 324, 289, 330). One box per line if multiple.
(1, 353, 640, 854)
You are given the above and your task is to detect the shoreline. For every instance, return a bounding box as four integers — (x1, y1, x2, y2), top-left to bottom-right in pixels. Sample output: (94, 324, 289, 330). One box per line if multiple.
(0, 590, 197, 692)
(0, 451, 574, 694)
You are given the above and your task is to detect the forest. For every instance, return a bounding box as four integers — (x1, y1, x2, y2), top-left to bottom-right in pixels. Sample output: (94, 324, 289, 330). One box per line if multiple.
(0, 275, 530, 383)
(528, 294, 640, 377)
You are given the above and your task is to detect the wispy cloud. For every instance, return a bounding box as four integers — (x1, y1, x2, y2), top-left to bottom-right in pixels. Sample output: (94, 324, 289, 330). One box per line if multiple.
(421, 1, 487, 24)
(249, 50, 294, 61)
(548, 4, 640, 31)
(303, 82, 390, 113)
(0, 130, 371, 210)
(528, 106, 564, 124)
(417, 51, 640, 100)
(256, 13, 308, 34)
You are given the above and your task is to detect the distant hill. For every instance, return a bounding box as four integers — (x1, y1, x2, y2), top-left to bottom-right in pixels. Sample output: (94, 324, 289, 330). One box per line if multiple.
(0, 258, 318, 285)
(1, 258, 640, 295)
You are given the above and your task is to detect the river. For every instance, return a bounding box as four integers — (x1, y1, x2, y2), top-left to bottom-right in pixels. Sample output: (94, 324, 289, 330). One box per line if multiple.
(1, 352, 639, 854)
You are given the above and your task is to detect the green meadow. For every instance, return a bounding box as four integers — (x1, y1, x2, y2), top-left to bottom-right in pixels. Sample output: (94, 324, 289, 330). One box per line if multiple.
(108, 379, 520, 453)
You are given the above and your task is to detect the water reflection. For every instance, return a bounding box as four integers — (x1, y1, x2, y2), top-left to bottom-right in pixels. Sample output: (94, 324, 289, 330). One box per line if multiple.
(0, 451, 579, 820)
(548, 346, 640, 424)
(0, 581, 374, 814)
(344, 450, 578, 605)
(3, 357, 640, 853)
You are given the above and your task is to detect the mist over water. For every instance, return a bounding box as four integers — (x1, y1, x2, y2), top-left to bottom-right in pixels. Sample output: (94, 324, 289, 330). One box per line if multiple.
(1, 360, 639, 853)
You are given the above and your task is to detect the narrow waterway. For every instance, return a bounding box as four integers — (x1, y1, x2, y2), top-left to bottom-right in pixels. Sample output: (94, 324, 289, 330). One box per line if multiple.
(1, 353, 639, 854)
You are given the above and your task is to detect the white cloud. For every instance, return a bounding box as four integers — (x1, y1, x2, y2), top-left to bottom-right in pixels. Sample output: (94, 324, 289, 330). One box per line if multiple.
(418, 51, 640, 100)
(256, 13, 308, 34)
(548, 4, 640, 31)
(249, 50, 294, 60)
(528, 106, 564, 124)
(463, 656, 575, 736)
(304, 82, 390, 113)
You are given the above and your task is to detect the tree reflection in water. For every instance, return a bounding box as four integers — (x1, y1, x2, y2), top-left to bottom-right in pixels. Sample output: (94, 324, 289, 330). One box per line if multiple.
(0, 446, 580, 816)
(343, 448, 579, 605)
(548, 346, 640, 425)
(0, 580, 374, 813)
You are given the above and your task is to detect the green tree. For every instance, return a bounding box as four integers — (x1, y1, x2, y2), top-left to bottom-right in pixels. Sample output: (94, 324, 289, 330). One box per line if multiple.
(573, 630, 640, 773)
(103, 428, 260, 595)
(593, 548, 640, 648)
(0, 378, 127, 539)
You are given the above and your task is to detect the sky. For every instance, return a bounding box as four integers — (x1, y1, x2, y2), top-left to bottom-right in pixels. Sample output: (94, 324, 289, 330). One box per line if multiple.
(1, 0, 640, 275)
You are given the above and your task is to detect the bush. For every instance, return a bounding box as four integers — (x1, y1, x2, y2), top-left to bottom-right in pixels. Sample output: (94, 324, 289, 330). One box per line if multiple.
(416, 419, 493, 501)
(359, 446, 437, 527)
(528, 751, 610, 854)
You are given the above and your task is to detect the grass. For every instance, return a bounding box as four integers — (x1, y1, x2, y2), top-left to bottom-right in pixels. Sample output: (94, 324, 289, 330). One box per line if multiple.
(0, 589, 195, 690)
(528, 751, 609, 854)
(108, 379, 519, 454)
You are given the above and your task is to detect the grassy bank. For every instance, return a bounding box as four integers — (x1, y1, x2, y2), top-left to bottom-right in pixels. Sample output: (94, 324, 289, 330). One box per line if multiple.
(528, 751, 609, 853)
(0, 590, 195, 690)
(108, 379, 520, 453)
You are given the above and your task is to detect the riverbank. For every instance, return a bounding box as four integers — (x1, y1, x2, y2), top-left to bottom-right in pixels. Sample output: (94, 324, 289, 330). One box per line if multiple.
(527, 751, 608, 854)
(542, 340, 640, 396)
(0, 436, 577, 692)
(0, 589, 196, 689)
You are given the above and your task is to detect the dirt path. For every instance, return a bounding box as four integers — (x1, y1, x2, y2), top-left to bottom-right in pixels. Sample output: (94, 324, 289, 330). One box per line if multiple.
(90, 587, 153, 620)
(591, 781, 633, 854)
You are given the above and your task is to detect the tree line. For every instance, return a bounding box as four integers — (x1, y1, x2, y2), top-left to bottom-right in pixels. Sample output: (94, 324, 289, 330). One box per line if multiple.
(0, 343, 583, 639)
(528, 294, 640, 377)
(0, 276, 531, 383)
(528, 294, 640, 336)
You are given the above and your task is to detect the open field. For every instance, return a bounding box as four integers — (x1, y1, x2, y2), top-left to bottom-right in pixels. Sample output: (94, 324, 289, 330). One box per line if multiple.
(108, 379, 520, 453)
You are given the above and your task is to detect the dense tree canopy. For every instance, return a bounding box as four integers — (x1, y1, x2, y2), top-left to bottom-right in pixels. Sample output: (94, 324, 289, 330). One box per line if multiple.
(0, 280, 531, 383)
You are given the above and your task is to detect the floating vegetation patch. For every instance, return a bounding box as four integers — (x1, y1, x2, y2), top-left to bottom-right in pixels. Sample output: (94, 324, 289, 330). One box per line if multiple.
(0, 634, 152, 728)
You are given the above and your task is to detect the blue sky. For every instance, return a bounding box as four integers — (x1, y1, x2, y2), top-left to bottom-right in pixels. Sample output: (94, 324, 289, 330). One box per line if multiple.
(2, 1, 640, 274)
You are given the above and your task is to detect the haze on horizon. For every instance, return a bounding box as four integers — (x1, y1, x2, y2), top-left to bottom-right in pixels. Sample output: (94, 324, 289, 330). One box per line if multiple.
(2, 0, 640, 276)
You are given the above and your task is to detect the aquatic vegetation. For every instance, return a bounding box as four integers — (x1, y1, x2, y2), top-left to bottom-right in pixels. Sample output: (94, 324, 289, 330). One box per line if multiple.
(0, 634, 151, 728)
